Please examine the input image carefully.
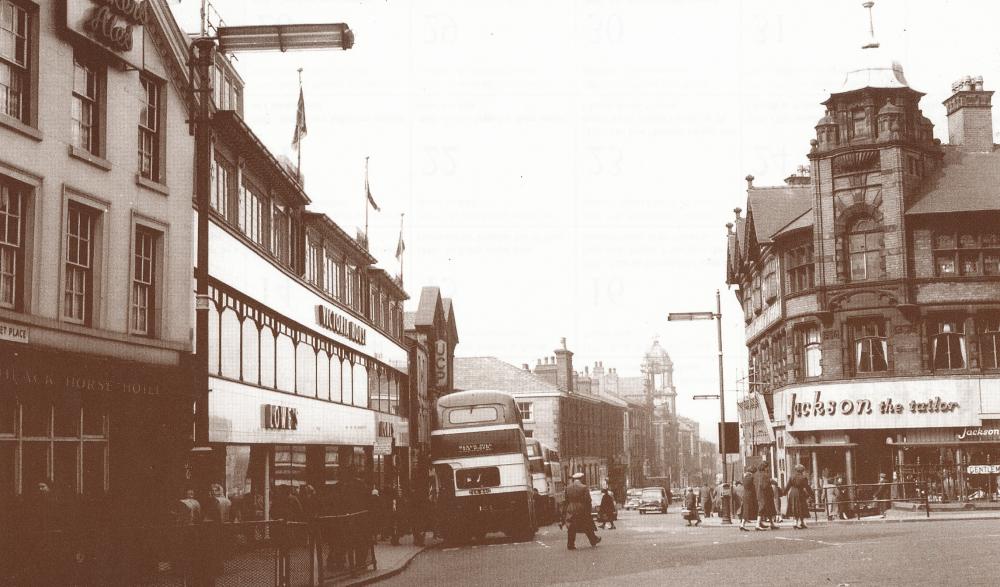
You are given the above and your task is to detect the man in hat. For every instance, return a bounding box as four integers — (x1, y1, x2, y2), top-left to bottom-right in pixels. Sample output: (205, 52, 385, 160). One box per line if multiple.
(563, 472, 600, 550)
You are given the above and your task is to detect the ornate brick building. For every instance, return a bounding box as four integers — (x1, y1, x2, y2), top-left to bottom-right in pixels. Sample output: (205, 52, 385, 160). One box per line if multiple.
(727, 34, 1000, 503)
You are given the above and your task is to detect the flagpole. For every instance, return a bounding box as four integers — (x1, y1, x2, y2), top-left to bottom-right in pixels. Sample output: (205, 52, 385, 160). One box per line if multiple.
(364, 156, 370, 241)
(296, 68, 303, 182)
(399, 213, 405, 283)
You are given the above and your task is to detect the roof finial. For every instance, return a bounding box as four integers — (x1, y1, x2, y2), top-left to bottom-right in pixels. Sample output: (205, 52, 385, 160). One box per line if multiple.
(862, 1, 880, 50)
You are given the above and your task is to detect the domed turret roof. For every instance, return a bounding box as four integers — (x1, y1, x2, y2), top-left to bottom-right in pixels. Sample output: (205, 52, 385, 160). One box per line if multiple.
(642, 339, 672, 373)
(838, 50, 910, 94)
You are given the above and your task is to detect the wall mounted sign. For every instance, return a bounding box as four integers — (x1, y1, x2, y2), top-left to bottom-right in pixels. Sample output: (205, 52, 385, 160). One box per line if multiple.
(315, 305, 367, 345)
(967, 464, 1000, 475)
(956, 426, 1000, 441)
(209, 378, 376, 445)
(0, 321, 28, 344)
(65, 0, 148, 70)
(780, 378, 981, 432)
(434, 339, 448, 388)
(262, 404, 298, 430)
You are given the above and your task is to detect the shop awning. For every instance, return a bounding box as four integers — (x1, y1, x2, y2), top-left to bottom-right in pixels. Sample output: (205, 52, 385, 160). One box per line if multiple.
(786, 443, 859, 450)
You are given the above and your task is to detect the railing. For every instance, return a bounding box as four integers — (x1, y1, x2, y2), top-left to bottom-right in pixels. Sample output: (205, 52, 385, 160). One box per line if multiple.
(1, 513, 376, 587)
(810, 481, 930, 522)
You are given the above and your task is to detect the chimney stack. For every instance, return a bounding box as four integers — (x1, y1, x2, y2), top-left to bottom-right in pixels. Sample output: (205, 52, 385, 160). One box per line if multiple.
(554, 338, 574, 392)
(945, 75, 994, 153)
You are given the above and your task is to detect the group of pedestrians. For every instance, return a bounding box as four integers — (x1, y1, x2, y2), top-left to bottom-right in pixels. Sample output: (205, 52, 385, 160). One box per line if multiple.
(736, 461, 814, 531)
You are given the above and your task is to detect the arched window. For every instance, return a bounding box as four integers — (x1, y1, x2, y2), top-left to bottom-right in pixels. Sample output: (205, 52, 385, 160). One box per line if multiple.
(848, 218, 884, 280)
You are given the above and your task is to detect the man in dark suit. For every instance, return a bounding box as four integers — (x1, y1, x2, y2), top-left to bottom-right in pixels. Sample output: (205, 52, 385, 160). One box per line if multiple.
(564, 472, 600, 550)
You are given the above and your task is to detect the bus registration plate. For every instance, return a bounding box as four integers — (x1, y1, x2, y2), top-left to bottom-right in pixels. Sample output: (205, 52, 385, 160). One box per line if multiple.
(469, 488, 492, 495)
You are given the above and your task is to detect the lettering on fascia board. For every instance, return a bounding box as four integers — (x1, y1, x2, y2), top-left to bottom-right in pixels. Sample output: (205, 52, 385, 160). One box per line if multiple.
(787, 390, 959, 426)
(315, 305, 367, 345)
(84, 0, 149, 53)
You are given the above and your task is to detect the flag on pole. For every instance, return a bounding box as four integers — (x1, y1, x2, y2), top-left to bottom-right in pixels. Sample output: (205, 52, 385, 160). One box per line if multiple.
(292, 85, 307, 149)
(395, 215, 405, 259)
(365, 163, 380, 211)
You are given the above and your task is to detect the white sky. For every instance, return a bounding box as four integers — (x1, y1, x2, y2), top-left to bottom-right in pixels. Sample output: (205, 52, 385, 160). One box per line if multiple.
(169, 0, 1000, 445)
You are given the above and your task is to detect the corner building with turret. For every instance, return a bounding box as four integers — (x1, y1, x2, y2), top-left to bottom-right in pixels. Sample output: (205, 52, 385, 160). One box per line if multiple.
(727, 41, 1000, 504)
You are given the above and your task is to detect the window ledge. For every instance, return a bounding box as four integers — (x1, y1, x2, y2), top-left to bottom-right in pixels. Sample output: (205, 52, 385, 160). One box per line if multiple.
(0, 112, 43, 141)
(135, 174, 170, 196)
(69, 146, 112, 171)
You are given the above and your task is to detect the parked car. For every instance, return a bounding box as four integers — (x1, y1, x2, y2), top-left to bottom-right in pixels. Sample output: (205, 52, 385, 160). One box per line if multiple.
(638, 487, 668, 514)
(624, 488, 642, 510)
(670, 488, 684, 503)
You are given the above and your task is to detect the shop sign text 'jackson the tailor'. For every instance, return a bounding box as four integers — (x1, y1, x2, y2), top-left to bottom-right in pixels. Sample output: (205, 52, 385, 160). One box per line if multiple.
(315, 305, 367, 345)
(781, 379, 981, 432)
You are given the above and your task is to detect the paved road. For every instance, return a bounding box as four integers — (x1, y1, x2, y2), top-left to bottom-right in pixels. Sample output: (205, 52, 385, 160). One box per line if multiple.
(382, 509, 1000, 586)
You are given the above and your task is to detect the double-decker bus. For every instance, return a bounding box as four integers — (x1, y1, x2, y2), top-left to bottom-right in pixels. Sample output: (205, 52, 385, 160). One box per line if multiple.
(431, 390, 537, 542)
(544, 447, 565, 520)
(526, 439, 551, 521)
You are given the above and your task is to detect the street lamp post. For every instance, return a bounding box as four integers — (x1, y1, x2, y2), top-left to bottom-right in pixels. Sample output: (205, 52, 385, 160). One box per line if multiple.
(668, 289, 733, 524)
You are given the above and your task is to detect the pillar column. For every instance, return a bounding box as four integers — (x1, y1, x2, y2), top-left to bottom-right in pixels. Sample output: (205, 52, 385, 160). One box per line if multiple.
(811, 450, 820, 494)
(845, 448, 855, 502)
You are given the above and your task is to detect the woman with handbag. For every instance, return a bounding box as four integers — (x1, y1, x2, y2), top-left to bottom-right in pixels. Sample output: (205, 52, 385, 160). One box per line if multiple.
(598, 489, 617, 529)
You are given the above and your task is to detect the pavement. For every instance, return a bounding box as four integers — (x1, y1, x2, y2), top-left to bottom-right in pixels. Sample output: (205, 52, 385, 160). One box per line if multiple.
(378, 508, 1000, 586)
(332, 533, 436, 586)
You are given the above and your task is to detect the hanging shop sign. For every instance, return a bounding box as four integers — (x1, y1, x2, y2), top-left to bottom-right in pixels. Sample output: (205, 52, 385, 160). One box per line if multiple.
(781, 378, 981, 432)
(375, 413, 409, 447)
(374, 437, 393, 456)
(65, 0, 149, 70)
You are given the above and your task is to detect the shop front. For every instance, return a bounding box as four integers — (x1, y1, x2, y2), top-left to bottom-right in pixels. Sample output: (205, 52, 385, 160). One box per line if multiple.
(208, 378, 377, 521)
(0, 341, 191, 521)
(779, 377, 991, 501)
(373, 413, 410, 498)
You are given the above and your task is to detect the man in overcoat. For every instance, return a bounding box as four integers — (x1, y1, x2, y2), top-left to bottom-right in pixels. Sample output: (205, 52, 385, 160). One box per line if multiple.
(564, 472, 601, 550)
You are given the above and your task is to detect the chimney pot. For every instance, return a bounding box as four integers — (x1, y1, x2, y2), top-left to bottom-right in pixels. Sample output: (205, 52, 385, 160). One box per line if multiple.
(734, 207, 743, 220)
(523, 363, 529, 371)
(725, 222, 734, 234)
(560, 337, 567, 350)
(744, 175, 754, 189)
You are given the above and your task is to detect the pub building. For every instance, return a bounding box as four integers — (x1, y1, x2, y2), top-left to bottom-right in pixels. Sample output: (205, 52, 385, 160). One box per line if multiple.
(727, 18, 1000, 506)
(0, 0, 196, 525)
(199, 50, 411, 517)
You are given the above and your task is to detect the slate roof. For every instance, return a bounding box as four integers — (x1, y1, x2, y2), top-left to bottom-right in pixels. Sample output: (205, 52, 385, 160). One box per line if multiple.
(771, 208, 814, 239)
(747, 186, 812, 244)
(414, 287, 442, 327)
(454, 357, 562, 394)
(907, 146, 1000, 215)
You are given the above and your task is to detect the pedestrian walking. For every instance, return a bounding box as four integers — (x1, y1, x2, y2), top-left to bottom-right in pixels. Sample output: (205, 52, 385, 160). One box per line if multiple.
(824, 477, 841, 520)
(784, 465, 813, 529)
(702, 483, 715, 518)
(732, 481, 744, 520)
(564, 472, 601, 550)
(754, 461, 778, 530)
(598, 489, 617, 529)
(683, 488, 701, 526)
(873, 473, 891, 517)
(739, 465, 758, 531)
(770, 478, 783, 523)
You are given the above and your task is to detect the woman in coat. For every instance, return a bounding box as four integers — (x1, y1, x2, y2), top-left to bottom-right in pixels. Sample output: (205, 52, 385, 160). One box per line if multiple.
(683, 488, 701, 526)
(754, 463, 777, 530)
(739, 465, 758, 531)
(784, 464, 813, 529)
(598, 489, 617, 529)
